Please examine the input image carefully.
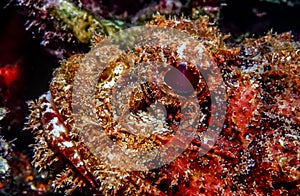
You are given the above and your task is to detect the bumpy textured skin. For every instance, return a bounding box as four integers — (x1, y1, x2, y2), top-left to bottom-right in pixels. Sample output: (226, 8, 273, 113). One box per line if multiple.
(26, 15, 300, 195)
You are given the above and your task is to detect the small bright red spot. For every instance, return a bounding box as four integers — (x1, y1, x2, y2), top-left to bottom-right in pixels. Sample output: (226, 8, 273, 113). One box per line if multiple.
(0, 64, 19, 86)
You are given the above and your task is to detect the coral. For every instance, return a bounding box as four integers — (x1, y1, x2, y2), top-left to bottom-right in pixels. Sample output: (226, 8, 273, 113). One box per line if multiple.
(17, 0, 126, 59)
(0, 136, 10, 183)
(0, 107, 52, 195)
(0, 108, 11, 183)
(25, 14, 300, 195)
